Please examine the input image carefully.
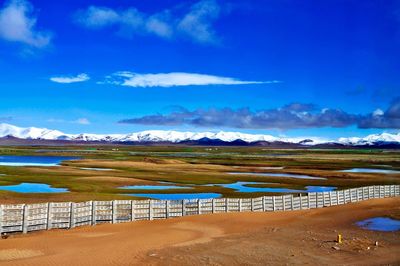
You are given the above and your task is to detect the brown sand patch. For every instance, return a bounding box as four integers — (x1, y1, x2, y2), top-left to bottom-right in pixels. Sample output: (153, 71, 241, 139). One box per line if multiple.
(171, 222, 224, 247)
(78, 176, 146, 184)
(0, 249, 43, 261)
(69, 159, 233, 172)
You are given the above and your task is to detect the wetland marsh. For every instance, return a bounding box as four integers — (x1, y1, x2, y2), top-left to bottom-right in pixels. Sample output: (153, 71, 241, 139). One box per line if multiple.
(0, 146, 399, 203)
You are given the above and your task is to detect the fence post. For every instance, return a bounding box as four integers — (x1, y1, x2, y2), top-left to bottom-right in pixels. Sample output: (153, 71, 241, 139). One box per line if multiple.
(225, 198, 229, 213)
(282, 195, 286, 211)
(112, 200, 117, 224)
(149, 200, 153, 220)
(328, 192, 332, 206)
(91, 201, 96, 225)
(290, 195, 294, 210)
(22, 204, 28, 234)
(211, 199, 215, 213)
(46, 202, 52, 230)
(130, 200, 135, 221)
(272, 196, 276, 211)
(307, 193, 311, 208)
(262, 196, 266, 212)
(298, 194, 302, 210)
(182, 200, 186, 216)
(166, 200, 169, 218)
(198, 199, 201, 215)
(69, 202, 75, 229)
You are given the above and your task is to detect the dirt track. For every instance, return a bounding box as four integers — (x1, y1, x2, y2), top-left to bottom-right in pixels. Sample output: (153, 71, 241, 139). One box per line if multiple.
(0, 198, 399, 265)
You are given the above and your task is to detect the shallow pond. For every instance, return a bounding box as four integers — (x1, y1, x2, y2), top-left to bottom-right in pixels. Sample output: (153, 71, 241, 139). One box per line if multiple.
(340, 168, 400, 174)
(128, 193, 222, 200)
(216, 182, 335, 193)
(356, 217, 400, 232)
(0, 155, 78, 167)
(228, 172, 326, 180)
(0, 183, 69, 193)
(80, 167, 113, 171)
(119, 185, 191, 190)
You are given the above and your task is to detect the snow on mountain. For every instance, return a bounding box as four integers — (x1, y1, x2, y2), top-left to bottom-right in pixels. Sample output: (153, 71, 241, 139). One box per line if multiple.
(0, 123, 399, 146)
(338, 132, 400, 145)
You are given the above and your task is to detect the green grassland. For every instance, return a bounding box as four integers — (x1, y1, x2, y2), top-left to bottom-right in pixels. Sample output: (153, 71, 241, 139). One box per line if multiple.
(0, 145, 399, 203)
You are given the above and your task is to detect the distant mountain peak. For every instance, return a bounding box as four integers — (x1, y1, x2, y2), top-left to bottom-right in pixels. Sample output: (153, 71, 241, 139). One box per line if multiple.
(0, 123, 399, 147)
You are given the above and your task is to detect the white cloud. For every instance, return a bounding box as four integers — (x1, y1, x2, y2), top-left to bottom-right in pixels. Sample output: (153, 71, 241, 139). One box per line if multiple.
(50, 73, 90, 84)
(177, 0, 220, 43)
(75, 118, 90, 125)
(74, 0, 223, 44)
(373, 108, 384, 117)
(104, 71, 279, 88)
(47, 118, 91, 125)
(0, 0, 51, 48)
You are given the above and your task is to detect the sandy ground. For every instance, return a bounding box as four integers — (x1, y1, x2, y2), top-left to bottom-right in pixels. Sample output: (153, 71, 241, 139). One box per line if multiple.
(0, 198, 399, 266)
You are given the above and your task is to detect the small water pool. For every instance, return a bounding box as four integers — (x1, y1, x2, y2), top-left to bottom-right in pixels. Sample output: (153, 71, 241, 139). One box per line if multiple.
(80, 167, 114, 171)
(128, 193, 222, 200)
(0, 183, 69, 193)
(215, 182, 335, 193)
(119, 185, 191, 190)
(356, 217, 400, 232)
(340, 168, 400, 174)
(228, 172, 326, 180)
(0, 155, 78, 167)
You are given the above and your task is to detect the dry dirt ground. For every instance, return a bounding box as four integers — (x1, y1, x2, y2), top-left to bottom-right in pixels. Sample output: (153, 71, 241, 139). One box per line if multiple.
(0, 198, 399, 266)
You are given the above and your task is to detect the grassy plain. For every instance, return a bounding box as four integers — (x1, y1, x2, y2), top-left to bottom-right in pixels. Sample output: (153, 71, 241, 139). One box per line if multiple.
(0, 145, 399, 203)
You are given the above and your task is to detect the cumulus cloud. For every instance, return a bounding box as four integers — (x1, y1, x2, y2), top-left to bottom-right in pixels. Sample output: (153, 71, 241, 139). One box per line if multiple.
(50, 73, 90, 84)
(120, 100, 400, 130)
(358, 98, 400, 129)
(103, 71, 276, 87)
(74, 0, 223, 44)
(119, 103, 359, 129)
(0, 0, 51, 48)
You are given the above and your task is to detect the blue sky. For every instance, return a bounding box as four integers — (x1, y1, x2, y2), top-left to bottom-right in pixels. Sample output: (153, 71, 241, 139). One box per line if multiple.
(0, 0, 399, 138)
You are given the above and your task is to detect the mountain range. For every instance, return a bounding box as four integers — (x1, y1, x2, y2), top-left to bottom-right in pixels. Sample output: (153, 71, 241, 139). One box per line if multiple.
(0, 123, 399, 148)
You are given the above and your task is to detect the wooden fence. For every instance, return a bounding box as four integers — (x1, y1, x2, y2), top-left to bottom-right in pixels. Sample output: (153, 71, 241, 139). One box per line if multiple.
(0, 185, 399, 234)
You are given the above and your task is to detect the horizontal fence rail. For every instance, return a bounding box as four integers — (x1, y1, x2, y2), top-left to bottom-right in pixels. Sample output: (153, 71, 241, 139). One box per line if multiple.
(0, 185, 399, 234)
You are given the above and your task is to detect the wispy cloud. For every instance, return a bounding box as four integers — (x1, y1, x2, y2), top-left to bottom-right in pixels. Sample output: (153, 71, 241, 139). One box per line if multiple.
(119, 100, 400, 129)
(177, 0, 221, 44)
(50, 73, 90, 84)
(103, 71, 277, 88)
(74, 0, 224, 44)
(0, 116, 13, 122)
(47, 118, 91, 125)
(0, 0, 52, 48)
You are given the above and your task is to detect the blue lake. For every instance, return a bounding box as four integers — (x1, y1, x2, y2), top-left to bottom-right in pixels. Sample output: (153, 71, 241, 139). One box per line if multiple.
(340, 168, 400, 174)
(0, 155, 78, 167)
(129, 193, 222, 200)
(119, 185, 192, 190)
(229, 172, 326, 180)
(0, 183, 69, 193)
(356, 217, 400, 232)
(216, 182, 335, 193)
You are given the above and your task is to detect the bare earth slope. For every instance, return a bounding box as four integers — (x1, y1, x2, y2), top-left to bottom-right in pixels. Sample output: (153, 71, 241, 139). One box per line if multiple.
(0, 198, 399, 265)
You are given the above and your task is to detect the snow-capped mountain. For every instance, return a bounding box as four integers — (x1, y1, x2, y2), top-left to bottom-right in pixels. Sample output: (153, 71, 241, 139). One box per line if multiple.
(0, 123, 399, 147)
